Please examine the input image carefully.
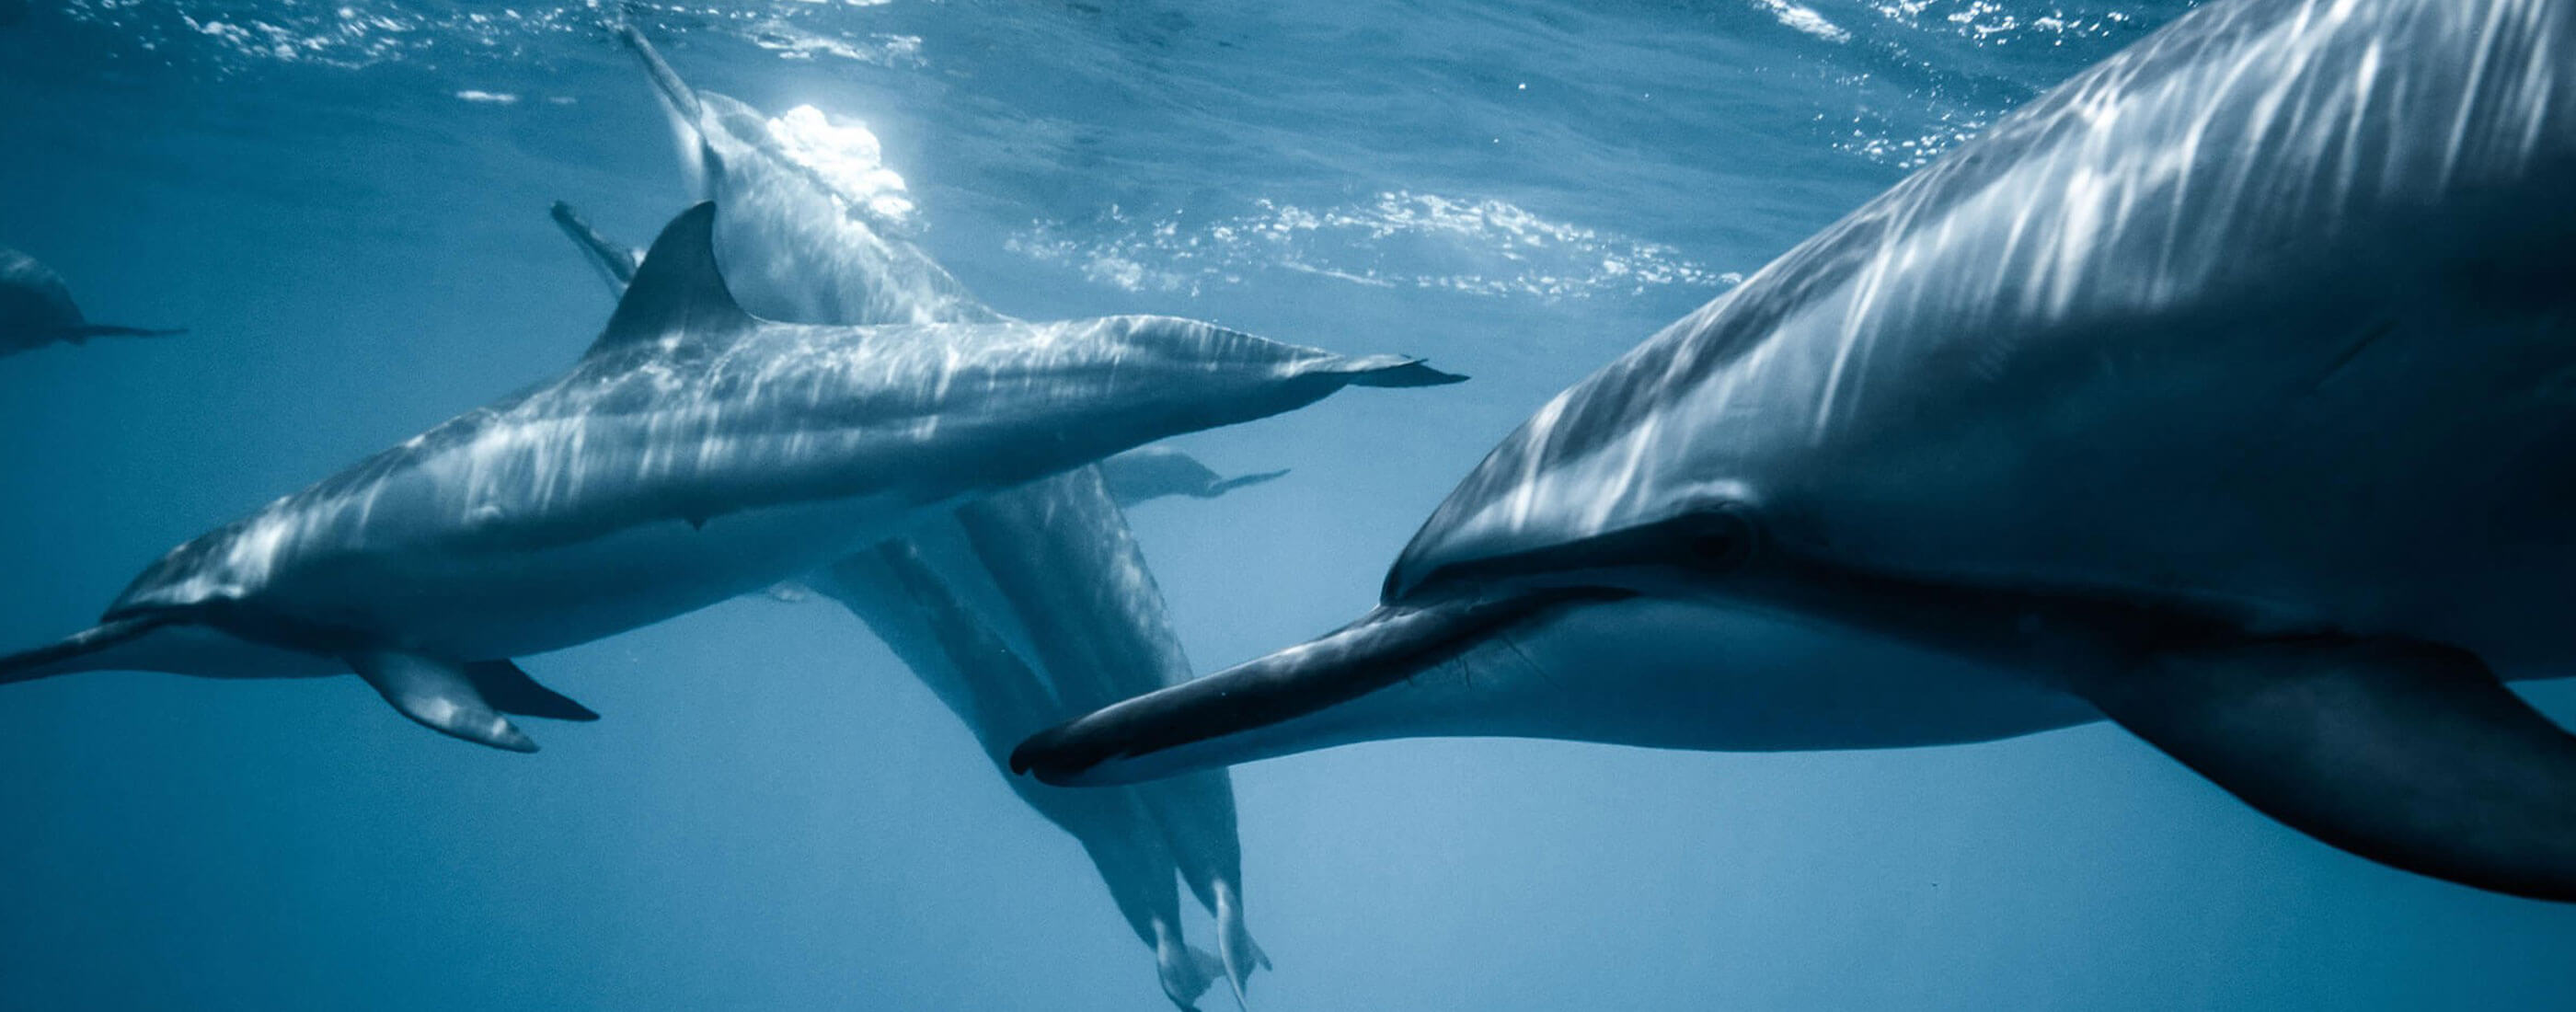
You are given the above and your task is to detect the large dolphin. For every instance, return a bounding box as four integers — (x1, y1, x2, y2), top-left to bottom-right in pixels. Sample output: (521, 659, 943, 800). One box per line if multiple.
(1015, 0, 2576, 903)
(0, 201, 1458, 753)
(1, 247, 181, 356)
(546, 198, 1270, 1007)
(613, 26, 1292, 996)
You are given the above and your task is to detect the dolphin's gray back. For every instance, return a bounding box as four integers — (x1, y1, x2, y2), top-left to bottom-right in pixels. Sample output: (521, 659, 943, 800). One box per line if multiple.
(1393, 0, 2576, 659)
(106, 312, 1374, 618)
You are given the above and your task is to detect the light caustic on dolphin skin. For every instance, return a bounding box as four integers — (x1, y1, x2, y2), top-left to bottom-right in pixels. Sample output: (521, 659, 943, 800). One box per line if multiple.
(569, 23, 1316, 1007)
(1015, 0, 2576, 905)
(0, 200, 1460, 767)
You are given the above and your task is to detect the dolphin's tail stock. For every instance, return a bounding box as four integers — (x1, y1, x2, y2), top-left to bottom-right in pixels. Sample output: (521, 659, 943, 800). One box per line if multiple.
(60, 324, 184, 343)
(1214, 877, 1271, 1002)
(0, 618, 165, 685)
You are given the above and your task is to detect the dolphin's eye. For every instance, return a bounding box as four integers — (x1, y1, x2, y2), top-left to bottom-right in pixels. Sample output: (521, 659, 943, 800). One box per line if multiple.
(1673, 508, 1756, 572)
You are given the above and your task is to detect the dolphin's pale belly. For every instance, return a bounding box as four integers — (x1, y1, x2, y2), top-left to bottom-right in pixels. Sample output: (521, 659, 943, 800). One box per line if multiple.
(1480, 598, 2100, 750)
(250, 490, 916, 661)
(1239, 598, 2101, 757)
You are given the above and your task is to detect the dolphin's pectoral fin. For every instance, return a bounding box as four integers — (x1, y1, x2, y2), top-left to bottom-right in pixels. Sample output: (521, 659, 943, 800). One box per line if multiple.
(463, 660, 600, 722)
(349, 650, 539, 753)
(2081, 638, 2576, 902)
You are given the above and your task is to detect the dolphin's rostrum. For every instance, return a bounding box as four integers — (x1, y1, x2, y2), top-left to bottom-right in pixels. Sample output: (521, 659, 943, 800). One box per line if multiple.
(1015, 0, 2576, 903)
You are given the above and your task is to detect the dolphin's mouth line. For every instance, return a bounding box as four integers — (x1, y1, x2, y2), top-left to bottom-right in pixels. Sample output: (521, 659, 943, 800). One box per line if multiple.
(1010, 584, 1633, 782)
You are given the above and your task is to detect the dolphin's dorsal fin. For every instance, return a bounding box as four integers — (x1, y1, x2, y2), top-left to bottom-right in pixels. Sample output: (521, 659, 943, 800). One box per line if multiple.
(587, 201, 755, 356)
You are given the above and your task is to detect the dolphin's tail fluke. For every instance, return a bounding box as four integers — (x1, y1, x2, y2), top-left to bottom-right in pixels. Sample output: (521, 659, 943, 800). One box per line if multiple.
(0, 618, 163, 685)
(1152, 924, 1225, 1012)
(61, 324, 184, 343)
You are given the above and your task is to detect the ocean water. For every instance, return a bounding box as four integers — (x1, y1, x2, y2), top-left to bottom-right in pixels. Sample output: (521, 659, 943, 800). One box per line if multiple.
(3, 1, 2573, 1009)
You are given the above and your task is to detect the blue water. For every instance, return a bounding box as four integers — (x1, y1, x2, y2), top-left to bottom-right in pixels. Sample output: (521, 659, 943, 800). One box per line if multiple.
(4, 1, 2573, 1008)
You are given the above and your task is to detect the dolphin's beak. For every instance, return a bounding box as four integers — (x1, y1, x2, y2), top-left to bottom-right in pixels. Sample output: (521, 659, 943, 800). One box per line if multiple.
(1010, 587, 1631, 786)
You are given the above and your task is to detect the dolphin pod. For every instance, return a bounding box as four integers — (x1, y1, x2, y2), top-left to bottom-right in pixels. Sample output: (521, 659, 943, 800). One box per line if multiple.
(605, 26, 1292, 1006)
(0, 247, 180, 356)
(546, 196, 1275, 1008)
(0, 199, 1459, 761)
(1014, 0, 2576, 903)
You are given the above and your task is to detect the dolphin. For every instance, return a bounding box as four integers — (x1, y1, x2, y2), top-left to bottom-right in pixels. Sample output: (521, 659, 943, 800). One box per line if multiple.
(812, 542, 1228, 1011)
(1015, 0, 2576, 903)
(1096, 446, 1289, 508)
(546, 201, 1281, 510)
(612, 26, 1297, 995)
(547, 192, 1282, 999)
(0, 200, 1459, 753)
(1, 247, 181, 356)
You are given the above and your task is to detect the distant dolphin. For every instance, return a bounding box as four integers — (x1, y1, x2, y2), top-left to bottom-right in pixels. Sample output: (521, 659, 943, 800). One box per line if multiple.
(546, 201, 1280, 510)
(1016, 0, 2576, 903)
(613, 26, 1312, 995)
(1096, 446, 1289, 508)
(0, 201, 1459, 753)
(1, 247, 180, 356)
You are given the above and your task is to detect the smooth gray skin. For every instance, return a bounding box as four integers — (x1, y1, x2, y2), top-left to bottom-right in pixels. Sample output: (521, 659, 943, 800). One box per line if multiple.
(1017, 0, 2576, 903)
(0, 247, 180, 356)
(552, 199, 1278, 511)
(0, 199, 1455, 762)
(615, 26, 1294, 999)
(546, 198, 1272, 1010)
